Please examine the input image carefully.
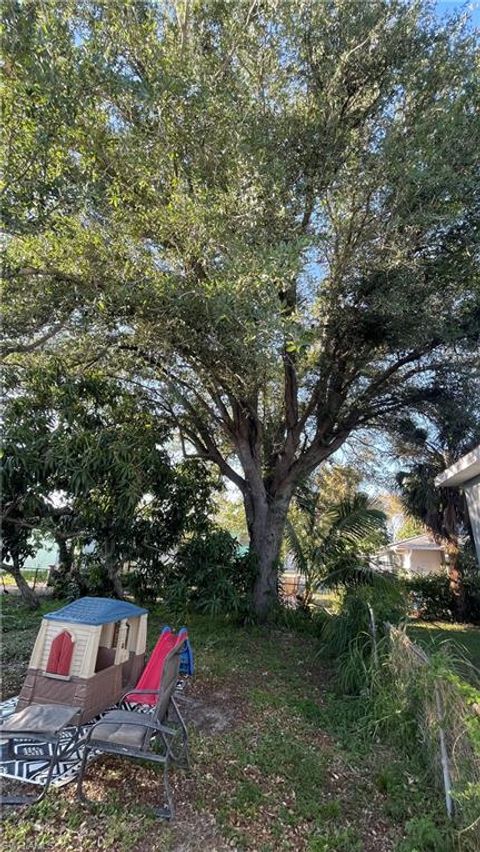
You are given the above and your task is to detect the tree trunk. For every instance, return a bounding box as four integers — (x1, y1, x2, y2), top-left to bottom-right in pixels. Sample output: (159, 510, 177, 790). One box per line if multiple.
(4, 556, 39, 609)
(247, 488, 293, 620)
(446, 542, 466, 621)
(104, 539, 124, 598)
(48, 537, 74, 593)
(57, 537, 73, 575)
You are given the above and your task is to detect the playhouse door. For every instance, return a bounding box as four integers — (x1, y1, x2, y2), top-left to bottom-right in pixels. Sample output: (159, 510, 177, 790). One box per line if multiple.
(46, 630, 74, 676)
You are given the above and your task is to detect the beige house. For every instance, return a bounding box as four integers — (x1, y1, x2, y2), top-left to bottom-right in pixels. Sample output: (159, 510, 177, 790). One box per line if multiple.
(375, 533, 445, 576)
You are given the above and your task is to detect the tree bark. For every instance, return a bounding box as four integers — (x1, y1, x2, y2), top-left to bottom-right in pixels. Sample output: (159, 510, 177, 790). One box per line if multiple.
(246, 486, 293, 620)
(446, 542, 466, 622)
(48, 537, 75, 593)
(57, 537, 73, 575)
(3, 556, 39, 609)
(104, 539, 124, 598)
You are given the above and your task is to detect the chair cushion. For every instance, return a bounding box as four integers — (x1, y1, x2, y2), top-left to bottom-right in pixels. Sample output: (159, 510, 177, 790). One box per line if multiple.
(90, 710, 152, 749)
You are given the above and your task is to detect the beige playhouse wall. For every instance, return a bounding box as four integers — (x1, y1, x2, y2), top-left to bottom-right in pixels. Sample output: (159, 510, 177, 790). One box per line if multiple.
(136, 614, 147, 654)
(99, 621, 115, 647)
(29, 613, 148, 682)
(28, 620, 48, 669)
(98, 614, 146, 655)
(33, 620, 102, 679)
(114, 620, 129, 665)
(126, 614, 146, 654)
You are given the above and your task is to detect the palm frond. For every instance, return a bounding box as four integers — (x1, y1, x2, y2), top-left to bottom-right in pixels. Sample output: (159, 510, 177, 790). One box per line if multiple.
(322, 493, 386, 550)
(285, 518, 309, 576)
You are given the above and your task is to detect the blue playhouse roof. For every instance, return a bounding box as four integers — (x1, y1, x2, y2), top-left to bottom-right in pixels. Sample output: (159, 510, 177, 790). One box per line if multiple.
(43, 597, 148, 626)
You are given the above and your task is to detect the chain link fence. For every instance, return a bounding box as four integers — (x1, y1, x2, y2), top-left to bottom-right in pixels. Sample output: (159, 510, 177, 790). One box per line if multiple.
(385, 623, 480, 848)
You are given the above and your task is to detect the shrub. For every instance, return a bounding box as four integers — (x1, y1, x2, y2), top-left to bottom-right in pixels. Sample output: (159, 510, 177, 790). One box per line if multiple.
(270, 602, 330, 636)
(123, 560, 169, 605)
(406, 575, 454, 622)
(163, 527, 256, 619)
(321, 576, 407, 658)
(319, 576, 408, 693)
(406, 572, 480, 625)
(397, 816, 451, 852)
(463, 575, 480, 625)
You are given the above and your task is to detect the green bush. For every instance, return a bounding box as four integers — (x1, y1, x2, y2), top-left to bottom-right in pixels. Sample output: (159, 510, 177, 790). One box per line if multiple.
(406, 573, 480, 625)
(319, 577, 408, 693)
(396, 815, 451, 852)
(270, 602, 330, 636)
(163, 527, 256, 619)
(123, 559, 170, 605)
(406, 575, 454, 622)
(321, 577, 407, 658)
(463, 575, 480, 624)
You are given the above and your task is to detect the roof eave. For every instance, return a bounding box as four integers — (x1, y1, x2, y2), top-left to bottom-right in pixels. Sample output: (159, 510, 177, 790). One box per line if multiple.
(435, 446, 480, 489)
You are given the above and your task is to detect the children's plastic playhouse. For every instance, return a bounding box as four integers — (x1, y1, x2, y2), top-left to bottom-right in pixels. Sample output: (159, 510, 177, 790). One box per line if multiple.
(16, 597, 148, 723)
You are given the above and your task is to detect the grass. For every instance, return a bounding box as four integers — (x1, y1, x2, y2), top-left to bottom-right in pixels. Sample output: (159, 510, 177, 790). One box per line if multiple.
(1, 569, 50, 586)
(1, 596, 456, 851)
(406, 620, 480, 671)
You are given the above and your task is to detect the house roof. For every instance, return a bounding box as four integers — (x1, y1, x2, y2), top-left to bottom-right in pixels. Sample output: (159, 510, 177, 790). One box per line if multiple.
(434, 446, 480, 489)
(43, 597, 148, 626)
(377, 533, 444, 555)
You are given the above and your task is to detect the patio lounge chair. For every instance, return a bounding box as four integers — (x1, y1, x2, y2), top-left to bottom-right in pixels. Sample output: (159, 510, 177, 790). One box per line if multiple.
(76, 632, 189, 819)
(0, 703, 82, 805)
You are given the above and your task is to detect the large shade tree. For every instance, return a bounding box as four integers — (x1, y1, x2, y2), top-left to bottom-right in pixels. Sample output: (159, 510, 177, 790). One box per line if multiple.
(2, 0, 479, 617)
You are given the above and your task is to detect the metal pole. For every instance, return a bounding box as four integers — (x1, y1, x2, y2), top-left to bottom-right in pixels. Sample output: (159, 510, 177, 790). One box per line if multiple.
(367, 604, 379, 668)
(434, 682, 454, 819)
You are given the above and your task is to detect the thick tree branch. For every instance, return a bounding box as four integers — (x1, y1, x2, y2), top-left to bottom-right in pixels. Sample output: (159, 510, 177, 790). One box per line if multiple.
(1, 322, 66, 357)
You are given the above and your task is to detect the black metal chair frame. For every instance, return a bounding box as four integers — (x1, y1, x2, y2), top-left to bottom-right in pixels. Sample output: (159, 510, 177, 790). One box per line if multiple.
(76, 641, 189, 820)
(0, 706, 83, 807)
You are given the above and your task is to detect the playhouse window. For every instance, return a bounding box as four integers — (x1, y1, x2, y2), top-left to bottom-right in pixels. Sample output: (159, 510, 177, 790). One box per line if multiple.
(46, 631, 74, 677)
(112, 621, 120, 648)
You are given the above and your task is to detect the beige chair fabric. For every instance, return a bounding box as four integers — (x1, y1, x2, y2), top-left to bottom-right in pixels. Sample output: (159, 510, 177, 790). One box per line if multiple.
(0, 703, 81, 735)
(89, 709, 149, 748)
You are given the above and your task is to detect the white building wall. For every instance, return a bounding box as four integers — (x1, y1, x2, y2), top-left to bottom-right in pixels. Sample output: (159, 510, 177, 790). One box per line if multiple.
(408, 548, 444, 575)
(465, 481, 480, 564)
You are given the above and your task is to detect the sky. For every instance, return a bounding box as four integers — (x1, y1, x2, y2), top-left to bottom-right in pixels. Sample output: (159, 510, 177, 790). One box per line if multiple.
(433, 0, 480, 25)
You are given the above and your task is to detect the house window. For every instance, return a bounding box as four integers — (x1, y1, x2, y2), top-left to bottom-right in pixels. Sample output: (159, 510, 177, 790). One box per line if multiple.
(112, 621, 120, 648)
(46, 631, 74, 676)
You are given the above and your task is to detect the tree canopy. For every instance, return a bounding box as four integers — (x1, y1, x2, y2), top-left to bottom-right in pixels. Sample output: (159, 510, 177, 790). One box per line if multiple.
(1, 366, 217, 603)
(2, 0, 479, 616)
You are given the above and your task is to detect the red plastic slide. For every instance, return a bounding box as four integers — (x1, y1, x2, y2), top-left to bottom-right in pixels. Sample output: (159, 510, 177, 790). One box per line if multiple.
(125, 627, 187, 706)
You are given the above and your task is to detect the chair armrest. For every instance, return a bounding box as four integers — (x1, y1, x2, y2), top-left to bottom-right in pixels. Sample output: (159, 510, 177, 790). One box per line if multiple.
(120, 688, 162, 702)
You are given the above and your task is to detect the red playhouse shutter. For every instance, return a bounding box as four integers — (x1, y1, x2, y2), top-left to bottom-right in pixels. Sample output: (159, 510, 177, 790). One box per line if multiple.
(46, 631, 74, 676)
